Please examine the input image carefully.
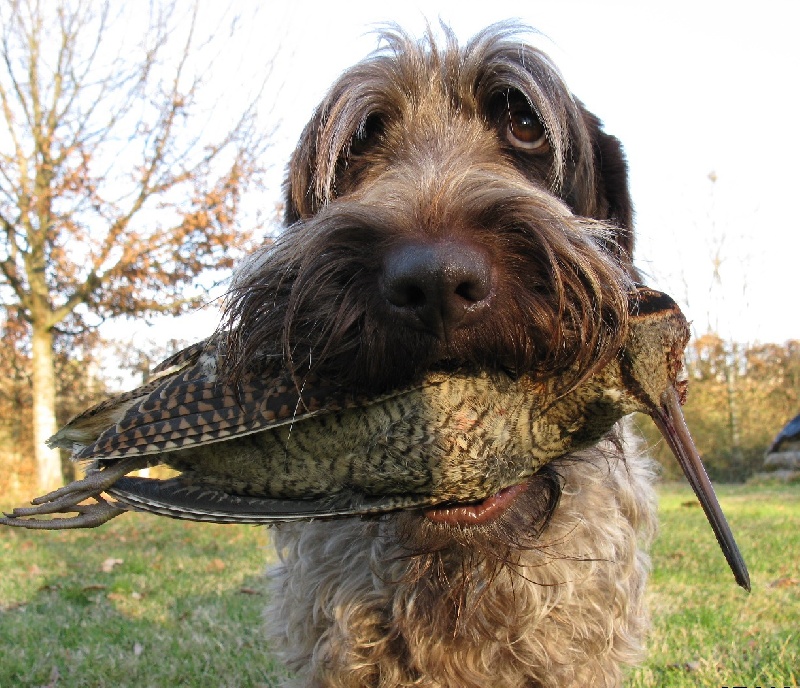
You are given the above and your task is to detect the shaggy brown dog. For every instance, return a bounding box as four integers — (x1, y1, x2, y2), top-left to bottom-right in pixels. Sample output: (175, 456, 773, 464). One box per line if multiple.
(223, 23, 658, 688)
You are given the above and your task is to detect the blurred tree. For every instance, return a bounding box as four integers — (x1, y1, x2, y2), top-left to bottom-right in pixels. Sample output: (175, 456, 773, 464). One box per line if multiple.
(0, 305, 106, 486)
(0, 308, 34, 481)
(741, 341, 800, 459)
(0, 0, 268, 490)
(641, 335, 800, 482)
(113, 337, 190, 385)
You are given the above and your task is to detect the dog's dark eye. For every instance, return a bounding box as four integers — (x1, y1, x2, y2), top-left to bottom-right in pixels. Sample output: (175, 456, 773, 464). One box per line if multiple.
(505, 106, 548, 152)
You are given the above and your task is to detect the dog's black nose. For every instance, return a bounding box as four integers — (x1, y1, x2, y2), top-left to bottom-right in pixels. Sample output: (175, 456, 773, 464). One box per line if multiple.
(381, 241, 493, 337)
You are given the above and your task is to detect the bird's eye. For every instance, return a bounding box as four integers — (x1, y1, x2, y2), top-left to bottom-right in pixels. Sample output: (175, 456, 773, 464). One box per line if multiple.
(505, 105, 548, 152)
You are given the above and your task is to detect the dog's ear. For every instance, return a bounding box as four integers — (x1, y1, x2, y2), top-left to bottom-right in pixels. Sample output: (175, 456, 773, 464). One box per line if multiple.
(284, 111, 326, 225)
(580, 110, 635, 261)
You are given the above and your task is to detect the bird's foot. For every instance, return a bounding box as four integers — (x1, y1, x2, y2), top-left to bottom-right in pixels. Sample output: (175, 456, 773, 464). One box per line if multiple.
(0, 456, 147, 530)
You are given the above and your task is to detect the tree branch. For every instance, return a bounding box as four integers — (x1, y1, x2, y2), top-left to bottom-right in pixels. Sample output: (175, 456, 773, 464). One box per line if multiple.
(0, 209, 28, 305)
(1, 0, 270, 330)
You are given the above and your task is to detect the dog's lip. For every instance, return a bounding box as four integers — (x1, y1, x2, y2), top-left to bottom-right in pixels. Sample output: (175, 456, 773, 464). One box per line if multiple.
(423, 482, 527, 526)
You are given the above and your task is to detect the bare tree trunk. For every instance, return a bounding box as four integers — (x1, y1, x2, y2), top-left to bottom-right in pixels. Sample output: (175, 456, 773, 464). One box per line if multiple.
(725, 346, 744, 474)
(0, 0, 268, 492)
(30, 320, 62, 491)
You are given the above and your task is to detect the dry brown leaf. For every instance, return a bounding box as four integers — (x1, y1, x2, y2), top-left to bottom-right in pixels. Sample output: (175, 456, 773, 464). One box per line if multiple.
(206, 558, 226, 573)
(768, 576, 799, 588)
(101, 557, 123, 573)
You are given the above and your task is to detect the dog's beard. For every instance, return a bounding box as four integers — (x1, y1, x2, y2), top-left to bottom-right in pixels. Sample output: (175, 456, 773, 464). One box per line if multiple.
(365, 460, 582, 635)
(220, 179, 633, 395)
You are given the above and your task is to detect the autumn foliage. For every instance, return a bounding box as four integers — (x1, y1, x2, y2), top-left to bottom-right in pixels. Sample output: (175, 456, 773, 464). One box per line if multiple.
(640, 334, 800, 482)
(0, 0, 268, 490)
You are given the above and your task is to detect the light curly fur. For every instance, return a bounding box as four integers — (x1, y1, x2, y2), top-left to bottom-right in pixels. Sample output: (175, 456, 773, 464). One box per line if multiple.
(266, 429, 657, 688)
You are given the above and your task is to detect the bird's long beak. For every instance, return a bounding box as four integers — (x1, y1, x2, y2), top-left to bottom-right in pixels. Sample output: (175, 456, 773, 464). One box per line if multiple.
(652, 386, 750, 591)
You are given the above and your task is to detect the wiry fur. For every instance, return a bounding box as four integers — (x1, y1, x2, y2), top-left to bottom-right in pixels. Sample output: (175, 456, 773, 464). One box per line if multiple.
(221, 24, 635, 395)
(267, 436, 657, 688)
(222, 23, 660, 687)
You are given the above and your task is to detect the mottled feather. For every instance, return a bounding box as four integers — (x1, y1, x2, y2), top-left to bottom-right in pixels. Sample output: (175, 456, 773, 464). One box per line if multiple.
(0, 286, 752, 589)
(52, 343, 409, 462)
(8, 286, 687, 517)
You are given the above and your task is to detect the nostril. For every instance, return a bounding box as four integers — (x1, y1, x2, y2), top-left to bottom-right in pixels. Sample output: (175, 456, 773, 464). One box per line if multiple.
(454, 275, 490, 303)
(387, 281, 427, 308)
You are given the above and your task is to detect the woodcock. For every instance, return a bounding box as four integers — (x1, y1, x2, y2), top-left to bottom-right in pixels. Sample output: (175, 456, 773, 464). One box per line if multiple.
(1, 286, 750, 590)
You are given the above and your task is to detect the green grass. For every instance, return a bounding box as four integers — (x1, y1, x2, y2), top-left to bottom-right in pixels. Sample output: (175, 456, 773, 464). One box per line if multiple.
(628, 483, 800, 688)
(0, 515, 282, 687)
(1, 483, 798, 687)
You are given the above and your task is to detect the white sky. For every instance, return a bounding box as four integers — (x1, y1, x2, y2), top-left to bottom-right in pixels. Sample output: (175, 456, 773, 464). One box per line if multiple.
(113, 0, 800, 358)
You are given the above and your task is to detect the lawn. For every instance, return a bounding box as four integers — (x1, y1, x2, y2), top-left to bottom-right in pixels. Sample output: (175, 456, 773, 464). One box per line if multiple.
(0, 515, 282, 687)
(628, 483, 799, 688)
(1, 483, 798, 687)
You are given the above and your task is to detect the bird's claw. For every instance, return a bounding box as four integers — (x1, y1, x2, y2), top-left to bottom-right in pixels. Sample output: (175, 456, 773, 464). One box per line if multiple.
(0, 456, 146, 530)
(1, 496, 127, 529)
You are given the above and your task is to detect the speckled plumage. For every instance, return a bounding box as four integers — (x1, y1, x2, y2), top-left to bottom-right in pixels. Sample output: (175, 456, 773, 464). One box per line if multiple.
(4, 287, 688, 526)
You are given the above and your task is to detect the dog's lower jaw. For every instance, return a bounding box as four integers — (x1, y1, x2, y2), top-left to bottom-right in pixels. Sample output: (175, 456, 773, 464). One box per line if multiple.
(266, 428, 657, 688)
(423, 482, 528, 525)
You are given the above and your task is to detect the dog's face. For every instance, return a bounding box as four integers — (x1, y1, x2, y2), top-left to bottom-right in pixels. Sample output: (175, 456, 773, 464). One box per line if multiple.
(224, 24, 635, 400)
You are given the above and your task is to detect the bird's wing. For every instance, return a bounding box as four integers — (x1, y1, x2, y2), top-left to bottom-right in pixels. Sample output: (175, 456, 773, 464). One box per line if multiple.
(47, 340, 213, 450)
(53, 338, 423, 463)
(108, 477, 435, 524)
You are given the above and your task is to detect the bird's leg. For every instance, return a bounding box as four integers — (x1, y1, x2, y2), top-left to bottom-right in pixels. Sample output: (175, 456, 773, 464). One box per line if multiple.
(0, 456, 147, 530)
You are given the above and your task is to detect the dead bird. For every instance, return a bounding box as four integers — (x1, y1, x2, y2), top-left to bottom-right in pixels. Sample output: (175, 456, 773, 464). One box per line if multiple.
(1, 286, 749, 591)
